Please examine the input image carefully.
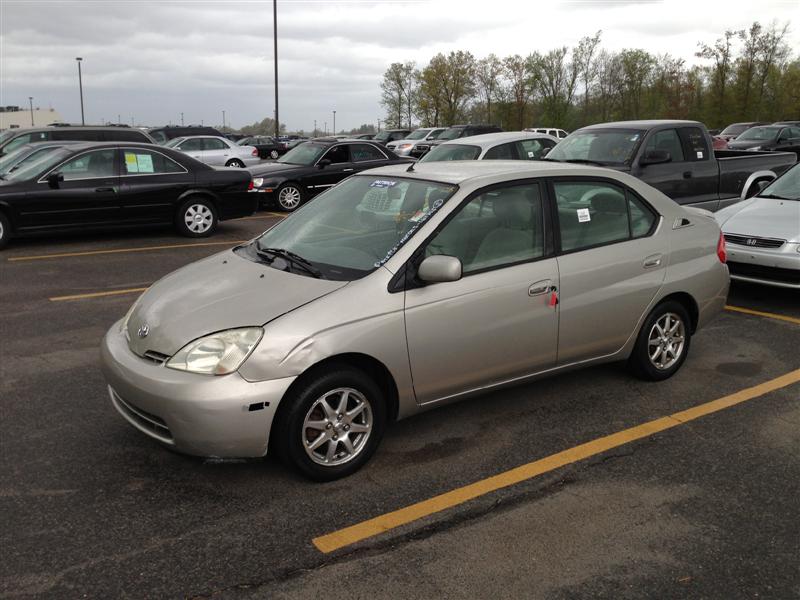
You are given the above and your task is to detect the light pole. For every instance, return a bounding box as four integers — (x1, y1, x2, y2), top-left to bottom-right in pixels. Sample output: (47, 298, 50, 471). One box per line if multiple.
(222, 110, 226, 130)
(332, 110, 336, 135)
(117, 114, 121, 124)
(181, 112, 184, 126)
(314, 119, 317, 137)
(377, 118, 381, 132)
(29, 97, 34, 126)
(76, 57, 85, 125)
(273, 0, 279, 138)
(324, 121, 327, 136)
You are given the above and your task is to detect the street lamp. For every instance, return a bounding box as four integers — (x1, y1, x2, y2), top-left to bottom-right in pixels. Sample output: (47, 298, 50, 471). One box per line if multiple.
(324, 121, 327, 136)
(333, 110, 336, 135)
(314, 119, 317, 137)
(273, 0, 279, 138)
(75, 57, 85, 125)
(181, 112, 184, 126)
(29, 97, 34, 126)
(222, 110, 226, 129)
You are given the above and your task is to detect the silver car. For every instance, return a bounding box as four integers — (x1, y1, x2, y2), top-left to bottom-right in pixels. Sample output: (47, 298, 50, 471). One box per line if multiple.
(166, 135, 260, 168)
(101, 161, 729, 480)
(386, 128, 446, 156)
(715, 163, 800, 289)
(420, 131, 558, 162)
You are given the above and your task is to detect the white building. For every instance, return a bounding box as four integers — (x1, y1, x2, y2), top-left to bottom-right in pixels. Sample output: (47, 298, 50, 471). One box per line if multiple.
(0, 106, 64, 130)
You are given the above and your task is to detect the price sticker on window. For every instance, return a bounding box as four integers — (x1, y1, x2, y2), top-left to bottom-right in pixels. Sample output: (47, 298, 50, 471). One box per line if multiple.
(577, 208, 591, 223)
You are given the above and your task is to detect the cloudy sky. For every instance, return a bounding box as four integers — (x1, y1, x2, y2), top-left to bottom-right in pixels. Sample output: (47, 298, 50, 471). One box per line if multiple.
(1, 0, 798, 132)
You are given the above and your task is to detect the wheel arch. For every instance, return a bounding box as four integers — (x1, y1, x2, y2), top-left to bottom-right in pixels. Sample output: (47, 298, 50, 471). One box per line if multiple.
(655, 291, 700, 334)
(740, 170, 776, 201)
(176, 189, 220, 210)
(0, 202, 14, 232)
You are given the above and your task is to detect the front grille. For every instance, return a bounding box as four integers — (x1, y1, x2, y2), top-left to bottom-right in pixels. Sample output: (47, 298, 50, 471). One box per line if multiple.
(724, 234, 785, 248)
(727, 262, 800, 285)
(110, 388, 173, 442)
(415, 144, 430, 152)
(143, 350, 169, 365)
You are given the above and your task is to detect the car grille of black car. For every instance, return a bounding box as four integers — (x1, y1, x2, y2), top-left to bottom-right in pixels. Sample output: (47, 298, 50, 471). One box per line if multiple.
(727, 262, 800, 285)
(110, 388, 173, 442)
(724, 234, 785, 248)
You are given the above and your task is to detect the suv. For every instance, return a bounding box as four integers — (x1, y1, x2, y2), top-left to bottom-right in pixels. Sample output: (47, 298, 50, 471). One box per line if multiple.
(410, 124, 502, 158)
(524, 127, 569, 139)
(372, 128, 413, 146)
(0, 126, 155, 157)
(147, 125, 224, 144)
(386, 127, 446, 156)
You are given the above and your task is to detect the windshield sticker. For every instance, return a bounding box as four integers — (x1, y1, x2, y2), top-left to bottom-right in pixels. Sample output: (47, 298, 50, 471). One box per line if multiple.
(369, 180, 397, 188)
(696, 151, 704, 159)
(125, 152, 155, 174)
(527, 151, 535, 158)
(124, 152, 139, 173)
(577, 208, 591, 223)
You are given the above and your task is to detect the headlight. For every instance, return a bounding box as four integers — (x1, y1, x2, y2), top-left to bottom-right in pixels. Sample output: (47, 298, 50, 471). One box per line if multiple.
(748, 146, 761, 151)
(398, 143, 413, 150)
(252, 177, 264, 187)
(166, 327, 263, 375)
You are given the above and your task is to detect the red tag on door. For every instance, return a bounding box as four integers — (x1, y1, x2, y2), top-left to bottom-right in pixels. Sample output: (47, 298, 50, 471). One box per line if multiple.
(549, 291, 559, 307)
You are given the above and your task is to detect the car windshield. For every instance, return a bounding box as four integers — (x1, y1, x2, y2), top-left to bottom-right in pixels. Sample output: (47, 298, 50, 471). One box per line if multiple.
(420, 144, 481, 162)
(5, 147, 73, 181)
(149, 130, 168, 144)
(164, 138, 184, 148)
(0, 130, 18, 145)
(252, 175, 457, 279)
(0, 145, 32, 174)
(437, 128, 466, 141)
(737, 127, 779, 141)
(545, 129, 644, 166)
(0, 145, 61, 175)
(759, 164, 800, 200)
(372, 131, 393, 142)
(277, 143, 327, 165)
(406, 129, 430, 140)
(720, 124, 750, 137)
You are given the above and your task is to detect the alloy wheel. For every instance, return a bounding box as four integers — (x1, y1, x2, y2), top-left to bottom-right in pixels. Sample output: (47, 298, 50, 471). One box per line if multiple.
(647, 312, 686, 370)
(302, 388, 373, 466)
(278, 186, 301, 210)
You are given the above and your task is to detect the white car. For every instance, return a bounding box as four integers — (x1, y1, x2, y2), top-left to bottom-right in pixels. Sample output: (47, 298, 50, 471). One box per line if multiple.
(525, 127, 569, 139)
(714, 163, 800, 289)
(165, 135, 260, 168)
(386, 128, 446, 156)
(420, 131, 558, 163)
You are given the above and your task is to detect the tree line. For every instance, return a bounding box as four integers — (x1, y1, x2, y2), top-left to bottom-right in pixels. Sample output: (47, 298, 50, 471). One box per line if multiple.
(380, 22, 799, 132)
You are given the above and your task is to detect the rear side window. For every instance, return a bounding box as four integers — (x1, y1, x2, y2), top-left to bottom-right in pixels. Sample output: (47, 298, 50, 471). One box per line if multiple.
(644, 129, 684, 162)
(679, 127, 709, 161)
(202, 138, 227, 151)
(483, 142, 518, 160)
(123, 150, 184, 174)
(517, 138, 555, 160)
(350, 144, 386, 162)
(178, 138, 204, 152)
(554, 181, 657, 252)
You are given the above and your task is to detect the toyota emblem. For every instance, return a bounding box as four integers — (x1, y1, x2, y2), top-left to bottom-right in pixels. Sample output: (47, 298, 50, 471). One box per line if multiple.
(137, 324, 150, 338)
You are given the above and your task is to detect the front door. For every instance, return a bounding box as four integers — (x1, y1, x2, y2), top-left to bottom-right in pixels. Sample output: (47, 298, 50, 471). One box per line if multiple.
(305, 144, 353, 197)
(404, 181, 559, 404)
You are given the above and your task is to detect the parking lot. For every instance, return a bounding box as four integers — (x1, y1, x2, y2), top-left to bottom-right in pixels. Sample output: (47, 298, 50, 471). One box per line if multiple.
(1, 214, 798, 599)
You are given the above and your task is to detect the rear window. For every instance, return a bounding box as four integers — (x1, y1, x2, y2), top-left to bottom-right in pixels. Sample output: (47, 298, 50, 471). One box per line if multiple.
(421, 144, 481, 162)
(106, 129, 149, 143)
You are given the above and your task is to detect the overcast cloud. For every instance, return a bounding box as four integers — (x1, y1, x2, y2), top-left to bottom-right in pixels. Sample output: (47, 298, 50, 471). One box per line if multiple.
(1, 0, 798, 131)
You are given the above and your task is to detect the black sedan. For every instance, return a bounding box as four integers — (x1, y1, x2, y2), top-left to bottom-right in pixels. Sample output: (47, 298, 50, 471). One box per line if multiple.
(238, 136, 285, 160)
(727, 125, 800, 157)
(248, 139, 412, 211)
(0, 142, 257, 249)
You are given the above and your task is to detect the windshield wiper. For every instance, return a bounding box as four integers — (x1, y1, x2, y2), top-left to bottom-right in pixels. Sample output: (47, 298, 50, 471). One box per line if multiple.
(255, 246, 323, 278)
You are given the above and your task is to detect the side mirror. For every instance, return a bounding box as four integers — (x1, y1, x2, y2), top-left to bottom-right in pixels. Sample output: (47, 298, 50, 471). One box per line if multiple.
(540, 147, 551, 157)
(47, 172, 64, 189)
(317, 159, 331, 169)
(639, 149, 671, 166)
(418, 255, 462, 284)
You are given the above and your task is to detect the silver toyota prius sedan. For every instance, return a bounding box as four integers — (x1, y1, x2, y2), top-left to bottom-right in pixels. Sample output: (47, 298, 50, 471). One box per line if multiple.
(101, 161, 729, 480)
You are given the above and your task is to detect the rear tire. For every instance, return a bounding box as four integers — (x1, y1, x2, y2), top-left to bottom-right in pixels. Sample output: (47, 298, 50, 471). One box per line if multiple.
(272, 365, 387, 481)
(269, 150, 279, 159)
(175, 197, 218, 238)
(0, 211, 10, 250)
(226, 159, 245, 168)
(628, 300, 692, 381)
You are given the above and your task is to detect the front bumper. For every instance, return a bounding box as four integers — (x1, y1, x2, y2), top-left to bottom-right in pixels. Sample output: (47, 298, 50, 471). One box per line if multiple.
(725, 242, 800, 289)
(100, 324, 296, 458)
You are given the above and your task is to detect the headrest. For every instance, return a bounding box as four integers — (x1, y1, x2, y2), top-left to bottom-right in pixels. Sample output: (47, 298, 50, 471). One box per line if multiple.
(590, 192, 626, 214)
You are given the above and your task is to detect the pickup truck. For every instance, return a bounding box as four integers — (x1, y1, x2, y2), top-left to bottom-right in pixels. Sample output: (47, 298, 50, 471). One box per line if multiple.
(545, 120, 797, 211)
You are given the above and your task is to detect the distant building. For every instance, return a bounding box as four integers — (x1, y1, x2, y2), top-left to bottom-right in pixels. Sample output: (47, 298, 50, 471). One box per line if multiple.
(0, 106, 64, 129)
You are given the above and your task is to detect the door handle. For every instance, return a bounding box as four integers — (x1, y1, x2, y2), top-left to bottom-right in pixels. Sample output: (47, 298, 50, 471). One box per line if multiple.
(528, 280, 552, 296)
(342, 168, 354, 172)
(95, 187, 116, 193)
(643, 254, 662, 268)
(683, 171, 692, 179)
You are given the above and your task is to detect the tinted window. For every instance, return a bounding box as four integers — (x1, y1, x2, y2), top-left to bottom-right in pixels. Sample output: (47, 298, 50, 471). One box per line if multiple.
(679, 127, 709, 161)
(426, 183, 544, 274)
(547, 129, 644, 166)
(421, 144, 481, 162)
(108, 129, 149, 143)
(517, 138, 555, 160)
(644, 129, 684, 162)
(179, 138, 205, 152)
(51, 130, 103, 142)
(628, 193, 657, 237)
(790, 127, 800, 138)
(322, 145, 350, 164)
(123, 150, 184, 175)
(555, 181, 629, 251)
(150, 130, 168, 144)
(350, 144, 385, 162)
(58, 149, 117, 180)
(202, 138, 227, 151)
(3, 133, 45, 154)
(483, 142, 518, 160)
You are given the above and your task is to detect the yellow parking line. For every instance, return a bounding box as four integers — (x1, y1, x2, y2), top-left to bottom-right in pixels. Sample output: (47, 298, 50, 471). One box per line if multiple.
(49, 287, 149, 302)
(8, 240, 248, 262)
(725, 305, 800, 326)
(234, 213, 286, 221)
(312, 368, 800, 554)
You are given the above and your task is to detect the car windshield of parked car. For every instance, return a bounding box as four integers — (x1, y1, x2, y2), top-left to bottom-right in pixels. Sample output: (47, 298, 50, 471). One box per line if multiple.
(759, 164, 800, 200)
(420, 144, 481, 162)
(251, 175, 457, 279)
(406, 129, 430, 140)
(720, 124, 749, 137)
(546, 129, 643, 166)
(437, 128, 465, 141)
(737, 127, 779, 141)
(4, 147, 73, 181)
(372, 131, 394, 143)
(276, 143, 327, 166)
(0, 146, 31, 175)
(163, 137, 184, 148)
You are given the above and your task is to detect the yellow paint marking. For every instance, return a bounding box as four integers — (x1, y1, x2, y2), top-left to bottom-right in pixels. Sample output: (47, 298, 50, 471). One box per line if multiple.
(725, 305, 800, 326)
(49, 287, 149, 302)
(8, 240, 248, 262)
(234, 213, 286, 220)
(312, 368, 800, 553)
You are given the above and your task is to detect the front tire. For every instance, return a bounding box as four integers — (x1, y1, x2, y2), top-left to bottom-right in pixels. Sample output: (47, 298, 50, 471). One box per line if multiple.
(175, 197, 218, 238)
(276, 183, 304, 212)
(273, 366, 387, 481)
(226, 159, 245, 168)
(628, 300, 692, 381)
(269, 150, 280, 159)
(0, 211, 10, 250)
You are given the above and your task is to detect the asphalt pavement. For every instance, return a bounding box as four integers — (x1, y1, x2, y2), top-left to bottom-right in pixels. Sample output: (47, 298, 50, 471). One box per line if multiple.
(1, 216, 798, 599)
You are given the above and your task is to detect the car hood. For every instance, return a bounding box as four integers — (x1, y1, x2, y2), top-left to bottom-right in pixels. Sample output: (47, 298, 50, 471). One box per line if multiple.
(125, 249, 347, 357)
(715, 197, 800, 242)
(248, 162, 305, 177)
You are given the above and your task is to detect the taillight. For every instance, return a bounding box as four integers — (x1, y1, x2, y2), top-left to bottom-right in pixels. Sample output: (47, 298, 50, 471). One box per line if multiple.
(251, 148, 258, 157)
(248, 180, 254, 191)
(717, 231, 727, 263)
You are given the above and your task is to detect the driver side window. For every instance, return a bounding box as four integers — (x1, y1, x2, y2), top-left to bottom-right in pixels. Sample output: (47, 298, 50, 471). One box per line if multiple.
(58, 149, 117, 180)
(644, 129, 685, 162)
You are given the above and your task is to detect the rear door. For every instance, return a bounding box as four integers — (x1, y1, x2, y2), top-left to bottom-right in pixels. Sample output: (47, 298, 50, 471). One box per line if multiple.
(176, 138, 206, 163)
(551, 178, 665, 364)
(20, 148, 121, 227)
(118, 148, 191, 224)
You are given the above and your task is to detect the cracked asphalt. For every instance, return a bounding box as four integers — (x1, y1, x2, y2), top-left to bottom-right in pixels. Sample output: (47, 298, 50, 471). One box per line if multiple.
(1, 215, 798, 599)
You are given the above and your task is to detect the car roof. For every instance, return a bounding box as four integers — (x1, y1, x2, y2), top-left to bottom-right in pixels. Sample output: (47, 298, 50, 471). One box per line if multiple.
(358, 159, 610, 185)
(29, 141, 166, 151)
(438, 131, 557, 148)
(582, 120, 703, 130)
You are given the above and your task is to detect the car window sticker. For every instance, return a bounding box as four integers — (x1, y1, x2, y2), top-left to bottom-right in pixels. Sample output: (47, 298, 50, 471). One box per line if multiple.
(577, 208, 591, 223)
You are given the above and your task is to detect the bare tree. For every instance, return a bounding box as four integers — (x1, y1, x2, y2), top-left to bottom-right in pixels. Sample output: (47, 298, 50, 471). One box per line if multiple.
(475, 54, 503, 123)
(574, 30, 603, 122)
